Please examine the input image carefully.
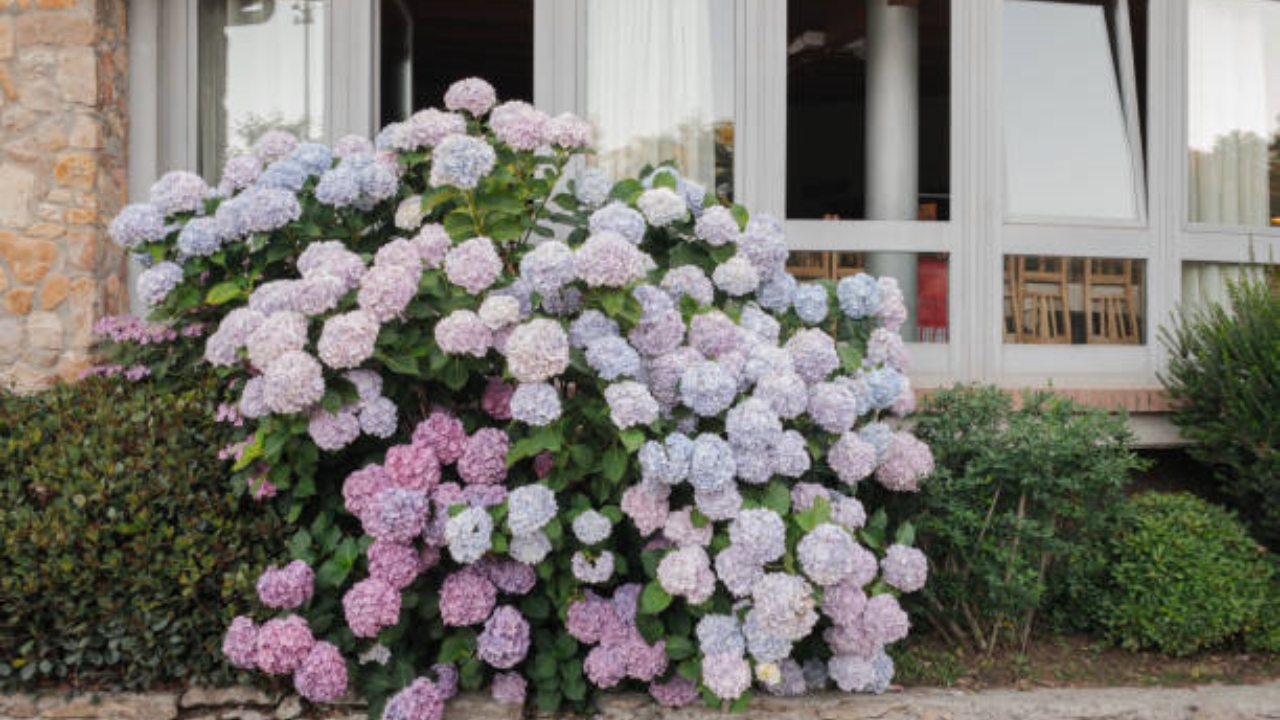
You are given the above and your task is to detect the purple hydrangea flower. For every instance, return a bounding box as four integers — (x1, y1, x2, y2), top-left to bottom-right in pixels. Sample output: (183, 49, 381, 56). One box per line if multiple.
(477, 606, 530, 668)
(604, 381, 660, 429)
(262, 351, 325, 414)
(876, 432, 934, 492)
(589, 201, 647, 243)
(150, 171, 211, 215)
(457, 428, 510, 485)
(489, 100, 548, 150)
(318, 310, 380, 369)
(434, 310, 493, 357)
(439, 569, 497, 626)
(575, 231, 652, 287)
(137, 261, 184, 306)
(712, 254, 761, 296)
(504, 318, 569, 383)
(445, 77, 497, 115)
(254, 615, 315, 675)
(222, 617, 258, 669)
(837, 273, 882, 318)
(881, 543, 928, 593)
(430, 135, 496, 189)
(695, 205, 741, 246)
(491, 672, 526, 704)
(293, 641, 348, 702)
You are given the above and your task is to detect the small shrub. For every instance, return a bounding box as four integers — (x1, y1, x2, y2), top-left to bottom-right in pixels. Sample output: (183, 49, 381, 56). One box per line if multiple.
(1065, 492, 1273, 656)
(1160, 275, 1279, 545)
(895, 385, 1146, 655)
(0, 375, 286, 689)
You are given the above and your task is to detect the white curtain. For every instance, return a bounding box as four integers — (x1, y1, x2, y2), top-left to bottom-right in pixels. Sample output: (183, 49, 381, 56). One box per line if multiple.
(1182, 263, 1269, 314)
(1187, 0, 1273, 228)
(586, 0, 718, 186)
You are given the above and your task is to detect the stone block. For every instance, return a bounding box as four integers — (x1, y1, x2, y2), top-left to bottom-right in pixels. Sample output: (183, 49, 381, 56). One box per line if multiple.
(4, 287, 35, 315)
(26, 222, 65, 239)
(15, 12, 96, 47)
(64, 207, 94, 224)
(0, 315, 25, 364)
(56, 47, 96, 105)
(273, 696, 301, 720)
(68, 115, 99, 148)
(23, 310, 62, 367)
(0, 165, 35, 226)
(40, 272, 69, 309)
(37, 0, 81, 9)
(0, 16, 13, 61)
(0, 236, 59, 284)
(63, 227, 96, 271)
(442, 693, 522, 720)
(54, 152, 96, 190)
(179, 688, 276, 710)
(37, 694, 177, 720)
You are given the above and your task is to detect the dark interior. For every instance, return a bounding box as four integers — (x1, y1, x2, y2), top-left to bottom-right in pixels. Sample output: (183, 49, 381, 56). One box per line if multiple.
(379, 0, 533, 125)
(787, 0, 951, 221)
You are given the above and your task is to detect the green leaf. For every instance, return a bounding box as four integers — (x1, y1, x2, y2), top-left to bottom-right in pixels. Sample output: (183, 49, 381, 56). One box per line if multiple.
(443, 209, 476, 239)
(531, 653, 558, 681)
(204, 281, 243, 305)
(894, 521, 916, 547)
(437, 630, 476, 664)
(730, 204, 750, 228)
(664, 635, 695, 660)
(422, 186, 459, 213)
(487, 215, 524, 242)
(639, 580, 672, 614)
(376, 352, 419, 377)
(763, 481, 792, 516)
(620, 428, 647, 452)
(602, 447, 628, 482)
(601, 289, 626, 318)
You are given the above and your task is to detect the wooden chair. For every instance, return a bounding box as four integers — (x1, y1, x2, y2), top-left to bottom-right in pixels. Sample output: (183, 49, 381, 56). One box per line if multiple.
(1016, 256, 1072, 344)
(832, 252, 866, 279)
(1084, 258, 1140, 344)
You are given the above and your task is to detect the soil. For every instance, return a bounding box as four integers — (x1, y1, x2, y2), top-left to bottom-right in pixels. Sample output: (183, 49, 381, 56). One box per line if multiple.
(893, 634, 1280, 690)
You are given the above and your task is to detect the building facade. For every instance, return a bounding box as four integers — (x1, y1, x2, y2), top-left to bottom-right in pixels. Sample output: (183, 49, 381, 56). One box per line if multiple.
(0, 0, 1277, 439)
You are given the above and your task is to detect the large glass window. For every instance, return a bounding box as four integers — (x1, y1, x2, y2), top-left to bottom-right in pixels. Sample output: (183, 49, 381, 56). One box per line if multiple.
(1187, 0, 1280, 228)
(1003, 255, 1146, 345)
(787, 0, 950, 221)
(585, 0, 736, 200)
(379, 0, 533, 126)
(198, 0, 328, 178)
(1003, 0, 1146, 221)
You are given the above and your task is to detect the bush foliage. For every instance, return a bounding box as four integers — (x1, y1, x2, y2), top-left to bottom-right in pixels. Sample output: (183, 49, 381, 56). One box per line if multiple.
(895, 385, 1145, 655)
(0, 376, 286, 689)
(1062, 492, 1275, 656)
(1160, 275, 1279, 545)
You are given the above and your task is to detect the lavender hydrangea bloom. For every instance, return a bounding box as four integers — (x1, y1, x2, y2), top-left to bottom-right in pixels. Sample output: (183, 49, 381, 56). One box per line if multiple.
(793, 283, 831, 325)
(519, 240, 575, 295)
(150, 171, 211, 215)
(218, 155, 261, 195)
(505, 318, 569, 382)
(679, 361, 738, 417)
(430, 135, 496, 189)
(334, 134, 373, 158)
(751, 573, 818, 641)
(696, 614, 745, 656)
(364, 488, 429, 542)
(308, 405, 361, 451)
(176, 217, 223, 257)
(574, 167, 612, 207)
(829, 650, 894, 694)
(687, 312, 740, 359)
(575, 231, 652, 287)
(256, 560, 315, 609)
(359, 396, 399, 439)
(637, 187, 687, 227)
(656, 545, 715, 604)
(434, 310, 492, 357)
(506, 484, 557, 536)
(728, 508, 787, 564)
(701, 653, 751, 700)
(204, 307, 264, 366)
(604, 381, 660, 429)
(137, 261, 184, 306)
(881, 544, 928, 593)
(358, 264, 417, 321)
(256, 159, 309, 191)
(798, 523, 859, 586)
(109, 203, 166, 249)
(571, 551, 615, 584)
(295, 241, 366, 286)
(807, 381, 860, 434)
(588, 202, 646, 243)
(773, 429, 812, 478)
(828, 432, 878, 485)
(253, 130, 298, 164)
(638, 432, 693, 486)
(444, 236, 502, 294)
(294, 641, 348, 703)
(875, 431, 933, 492)
(864, 366, 905, 410)
(222, 617, 259, 669)
(240, 187, 303, 233)
(457, 428, 510, 485)
(314, 167, 361, 207)
(262, 351, 325, 414)
(382, 678, 445, 720)
(739, 215, 789, 276)
(695, 483, 743, 521)
(862, 594, 910, 644)
(572, 510, 612, 545)
(620, 484, 670, 536)
(695, 205, 741, 246)
(754, 371, 809, 419)
(585, 335, 642, 380)
(367, 541, 421, 590)
(712, 254, 761, 296)
(509, 382, 561, 426)
(444, 506, 494, 564)
(628, 307, 686, 358)
(404, 109, 467, 148)
(837, 273, 882, 318)
(713, 545, 762, 596)
(876, 277, 908, 332)
(489, 100, 548, 150)
(508, 531, 552, 565)
(831, 493, 869, 530)
(743, 611, 793, 662)
(287, 142, 332, 175)
(477, 606, 530, 668)
(246, 311, 307, 369)
(254, 615, 315, 675)
(660, 265, 715, 307)
(445, 77, 497, 115)
(689, 433, 736, 492)
(756, 270, 797, 312)
(317, 310, 379, 369)
(786, 328, 840, 384)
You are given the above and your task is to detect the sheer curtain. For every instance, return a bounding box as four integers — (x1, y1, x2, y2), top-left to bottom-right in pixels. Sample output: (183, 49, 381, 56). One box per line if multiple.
(1187, 0, 1272, 228)
(585, 0, 718, 186)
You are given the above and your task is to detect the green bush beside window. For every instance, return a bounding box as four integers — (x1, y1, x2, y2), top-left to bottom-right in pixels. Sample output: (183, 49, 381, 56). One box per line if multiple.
(0, 376, 286, 690)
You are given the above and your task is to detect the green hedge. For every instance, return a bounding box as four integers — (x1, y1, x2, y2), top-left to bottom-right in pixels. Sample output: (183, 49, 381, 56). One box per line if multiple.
(1061, 492, 1276, 656)
(0, 376, 286, 689)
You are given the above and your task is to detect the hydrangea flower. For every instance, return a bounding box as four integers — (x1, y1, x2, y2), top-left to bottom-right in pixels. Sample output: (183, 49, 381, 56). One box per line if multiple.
(253, 130, 299, 164)
(413, 410, 468, 464)
(649, 676, 700, 708)
(246, 311, 307, 369)
(137, 262, 184, 306)
(222, 617, 259, 669)
(876, 432, 934, 492)
(880, 544, 928, 593)
(837, 273, 882, 318)
(491, 673, 527, 705)
(702, 653, 752, 700)
(368, 540, 422, 590)
(656, 545, 714, 604)
(712, 254, 761, 296)
(457, 428, 509, 485)
(254, 615, 315, 675)
(318, 310, 379, 369)
(308, 406, 361, 451)
(444, 506, 494, 564)
(294, 641, 348, 703)
(519, 240, 575, 295)
(689, 433, 736, 492)
(506, 484, 557, 536)
(572, 510, 612, 545)
(489, 100, 548, 150)
(571, 551, 615, 584)
(477, 606, 530, 668)
(793, 283, 830, 325)
(430, 135, 496, 189)
(660, 265, 715, 307)
(444, 77, 497, 115)
(604, 381, 660, 429)
(637, 187, 687, 226)
(509, 382, 561, 426)
(786, 328, 840, 384)
(218, 155, 262, 195)
(750, 573, 818, 641)
(575, 231, 652, 287)
(797, 523, 859, 587)
(508, 531, 552, 565)
(585, 335, 642, 381)
(262, 351, 325, 414)
(434, 310, 492, 357)
(620, 484, 669, 536)
(440, 569, 497, 627)
(504, 318, 569, 382)
(444, 236, 502, 294)
(588, 202, 646, 243)
(756, 270, 797, 312)
(383, 678, 446, 720)
(679, 361, 738, 417)
(358, 264, 417, 321)
(176, 216, 223, 257)
(150, 170, 211, 215)
(546, 112, 593, 149)
(359, 396, 399, 438)
(695, 205, 740, 246)
(696, 614, 745, 657)
(574, 167, 612, 207)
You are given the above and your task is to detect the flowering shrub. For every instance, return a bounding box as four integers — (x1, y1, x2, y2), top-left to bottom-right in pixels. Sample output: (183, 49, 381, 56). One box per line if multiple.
(106, 78, 933, 716)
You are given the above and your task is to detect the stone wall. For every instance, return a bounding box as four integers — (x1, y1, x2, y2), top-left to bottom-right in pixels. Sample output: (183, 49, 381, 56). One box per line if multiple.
(0, 0, 128, 393)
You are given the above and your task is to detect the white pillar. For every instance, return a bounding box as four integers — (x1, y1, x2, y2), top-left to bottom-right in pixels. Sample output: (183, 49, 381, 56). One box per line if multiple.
(865, 0, 919, 340)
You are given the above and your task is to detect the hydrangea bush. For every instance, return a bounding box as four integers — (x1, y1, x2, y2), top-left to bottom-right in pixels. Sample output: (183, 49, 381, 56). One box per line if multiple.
(106, 78, 934, 716)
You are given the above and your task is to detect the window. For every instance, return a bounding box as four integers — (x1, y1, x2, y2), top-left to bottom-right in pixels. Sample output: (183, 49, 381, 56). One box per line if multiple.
(786, 0, 951, 221)
(1187, 0, 1280, 228)
(379, 1, 533, 126)
(197, 0, 329, 179)
(1002, 0, 1146, 221)
(1003, 255, 1146, 345)
(1182, 262, 1273, 312)
(584, 0, 736, 200)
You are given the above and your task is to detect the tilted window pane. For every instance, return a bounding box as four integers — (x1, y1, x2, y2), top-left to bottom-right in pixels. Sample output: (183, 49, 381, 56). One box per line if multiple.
(585, 0, 736, 201)
(1003, 1, 1140, 220)
(1187, 0, 1280, 228)
(198, 0, 328, 179)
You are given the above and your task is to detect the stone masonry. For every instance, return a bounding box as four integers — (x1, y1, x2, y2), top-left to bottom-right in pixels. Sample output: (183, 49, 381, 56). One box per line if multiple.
(0, 0, 128, 393)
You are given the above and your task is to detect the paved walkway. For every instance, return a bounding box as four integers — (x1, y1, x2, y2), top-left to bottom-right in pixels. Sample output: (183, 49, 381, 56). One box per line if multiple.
(3, 683, 1279, 720)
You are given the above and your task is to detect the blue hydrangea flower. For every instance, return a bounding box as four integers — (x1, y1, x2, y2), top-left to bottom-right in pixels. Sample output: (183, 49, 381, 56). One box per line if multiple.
(176, 216, 223, 257)
(680, 361, 739, 417)
(137, 261, 184, 306)
(689, 432, 736, 492)
(108, 204, 165, 249)
(793, 284, 830, 325)
(510, 383, 562, 426)
(429, 135, 496, 190)
(588, 202, 646, 244)
(315, 168, 361, 207)
(585, 335, 642, 381)
(755, 270, 797, 312)
(837, 273, 882, 318)
(288, 142, 333, 175)
(256, 159, 309, 191)
(863, 367, 905, 410)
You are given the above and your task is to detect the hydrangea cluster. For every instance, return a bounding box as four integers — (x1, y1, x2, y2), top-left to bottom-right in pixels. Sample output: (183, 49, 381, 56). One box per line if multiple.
(112, 77, 935, 719)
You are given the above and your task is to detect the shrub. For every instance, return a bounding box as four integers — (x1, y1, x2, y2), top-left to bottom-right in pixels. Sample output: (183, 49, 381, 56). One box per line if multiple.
(1064, 492, 1274, 656)
(0, 375, 286, 689)
(107, 77, 934, 716)
(894, 385, 1145, 655)
(1160, 275, 1279, 546)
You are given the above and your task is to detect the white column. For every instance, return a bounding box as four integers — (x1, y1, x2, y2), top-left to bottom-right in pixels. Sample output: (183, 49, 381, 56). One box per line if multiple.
(865, 0, 919, 340)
